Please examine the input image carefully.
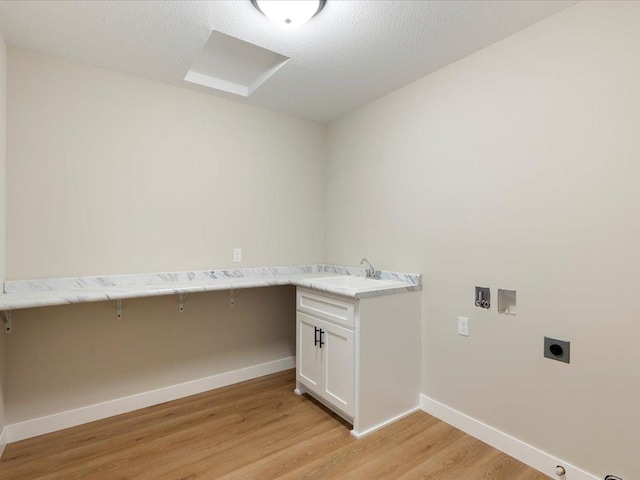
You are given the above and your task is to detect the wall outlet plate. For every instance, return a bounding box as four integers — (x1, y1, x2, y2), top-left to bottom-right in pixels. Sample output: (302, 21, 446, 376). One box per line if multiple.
(458, 316, 469, 336)
(544, 337, 570, 364)
(233, 248, 242, 262)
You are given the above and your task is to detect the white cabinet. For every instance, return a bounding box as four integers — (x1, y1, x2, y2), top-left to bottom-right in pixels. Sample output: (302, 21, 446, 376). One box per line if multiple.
(297, 313, 323, 391)
(297, 311, 355, 417)
(295, 287, 422, 438)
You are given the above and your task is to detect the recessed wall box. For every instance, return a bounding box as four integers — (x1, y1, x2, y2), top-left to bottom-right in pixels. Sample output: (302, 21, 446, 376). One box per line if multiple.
(544, 337, 570, 364)
(475, 286, 490, 309)
(498, 289, 516, 315)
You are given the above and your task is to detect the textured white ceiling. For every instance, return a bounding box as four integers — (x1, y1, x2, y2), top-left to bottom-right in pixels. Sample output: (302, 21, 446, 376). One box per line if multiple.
(0, 0, 577, 123)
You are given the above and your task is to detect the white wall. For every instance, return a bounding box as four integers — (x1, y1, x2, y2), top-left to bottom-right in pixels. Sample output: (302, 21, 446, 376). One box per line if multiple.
(0, 33, 7, 447)
(325, 2, 639, 478)
(7, 47, 326, 280)
(3, 48, 324, 426)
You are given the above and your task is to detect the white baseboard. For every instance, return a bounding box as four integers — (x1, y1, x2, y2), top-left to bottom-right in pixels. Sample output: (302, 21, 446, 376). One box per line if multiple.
(6, 356, 295, 443)
(350, 406, 420, 439)
(420, 395, 599, 480)
(0, 427, 7, 457)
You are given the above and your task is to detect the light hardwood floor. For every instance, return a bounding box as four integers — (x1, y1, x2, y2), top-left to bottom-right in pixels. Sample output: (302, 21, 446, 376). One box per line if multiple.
(0, 370, 548, 479)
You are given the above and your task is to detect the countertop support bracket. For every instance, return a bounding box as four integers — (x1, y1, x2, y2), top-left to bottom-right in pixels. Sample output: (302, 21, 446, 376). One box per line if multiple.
(230, 289, 236, 306)
(3, 311, 12, 334)
(178, 293, 185, 313)
(116, 299, 123, 320)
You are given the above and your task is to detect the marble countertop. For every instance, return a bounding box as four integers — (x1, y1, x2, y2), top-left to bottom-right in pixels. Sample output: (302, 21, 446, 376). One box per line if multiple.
(0, 265, 421, 311)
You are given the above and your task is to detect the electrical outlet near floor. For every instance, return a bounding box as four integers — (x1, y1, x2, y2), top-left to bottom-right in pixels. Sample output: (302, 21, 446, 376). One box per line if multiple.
(458, 316, 469, 336)
(233, 248, 242, 262)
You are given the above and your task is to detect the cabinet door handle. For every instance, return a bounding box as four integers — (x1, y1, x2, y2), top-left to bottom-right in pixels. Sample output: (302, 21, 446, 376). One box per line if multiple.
(314, 327, 320, 346)
(319, 329, 325, 348)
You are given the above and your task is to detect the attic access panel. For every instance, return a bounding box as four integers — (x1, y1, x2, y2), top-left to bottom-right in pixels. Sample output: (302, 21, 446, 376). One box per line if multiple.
(184, 31, 289, 97)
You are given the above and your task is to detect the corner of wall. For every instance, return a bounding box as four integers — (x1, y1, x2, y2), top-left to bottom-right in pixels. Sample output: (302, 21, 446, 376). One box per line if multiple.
(0, 31, 8, 455)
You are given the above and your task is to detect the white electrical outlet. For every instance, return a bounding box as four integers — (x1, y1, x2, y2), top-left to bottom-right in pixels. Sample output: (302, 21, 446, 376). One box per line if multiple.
(458, 316, 469, 336)
(233, 248, 242, 262)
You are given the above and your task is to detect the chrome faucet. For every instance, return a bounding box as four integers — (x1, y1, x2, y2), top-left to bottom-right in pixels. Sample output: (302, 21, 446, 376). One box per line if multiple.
(360, 258, 381, 279)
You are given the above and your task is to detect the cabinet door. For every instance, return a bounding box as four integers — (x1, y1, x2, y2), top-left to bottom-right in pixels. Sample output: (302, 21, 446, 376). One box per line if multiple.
(321, 320, 355, 418)
(296, 312, 322, 391)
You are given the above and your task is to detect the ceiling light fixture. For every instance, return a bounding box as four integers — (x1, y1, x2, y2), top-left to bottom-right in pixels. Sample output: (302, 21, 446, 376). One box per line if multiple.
(251, 0, 326, 28)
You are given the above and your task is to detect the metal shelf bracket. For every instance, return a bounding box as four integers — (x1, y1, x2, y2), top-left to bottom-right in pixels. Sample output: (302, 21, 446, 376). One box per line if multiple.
(178, 293, 185, 312)
(230, 289, 236, 306)
(116, 300, 123, 320)
(3, 311, 12, 334)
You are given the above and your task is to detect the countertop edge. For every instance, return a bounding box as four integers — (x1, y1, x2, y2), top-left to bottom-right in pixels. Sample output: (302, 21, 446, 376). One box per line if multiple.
(0, 265, 422, 311)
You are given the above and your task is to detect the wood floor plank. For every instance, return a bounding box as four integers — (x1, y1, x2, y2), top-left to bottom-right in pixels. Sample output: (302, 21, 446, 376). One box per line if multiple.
(0, 370, 549, 480)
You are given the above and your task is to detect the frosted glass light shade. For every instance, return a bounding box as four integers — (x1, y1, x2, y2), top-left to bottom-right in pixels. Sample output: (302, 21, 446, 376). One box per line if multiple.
(253, 0, 325, 28)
